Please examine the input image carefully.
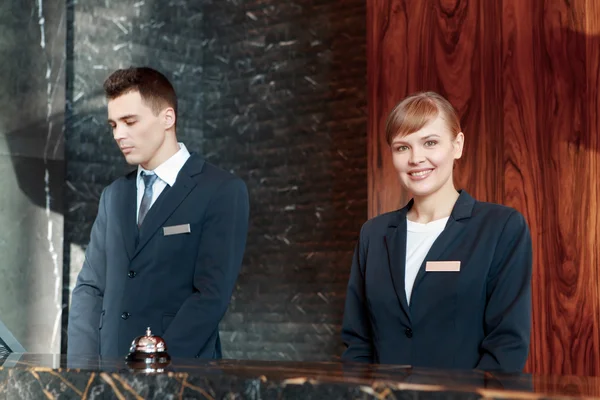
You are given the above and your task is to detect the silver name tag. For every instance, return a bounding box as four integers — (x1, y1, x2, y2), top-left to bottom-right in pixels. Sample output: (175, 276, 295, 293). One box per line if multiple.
(163, 224, 191, 236)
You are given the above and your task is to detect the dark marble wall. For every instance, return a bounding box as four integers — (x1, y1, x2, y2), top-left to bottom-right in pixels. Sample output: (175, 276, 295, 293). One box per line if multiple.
(203, 2, 367, 360)
(62, 0, 206, 350)
(0, 0, 65, 353)
(63, 0, 366, 360)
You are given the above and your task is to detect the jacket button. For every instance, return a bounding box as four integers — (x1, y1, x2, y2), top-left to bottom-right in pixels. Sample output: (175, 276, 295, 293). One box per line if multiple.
(405, 328, 413, 338)
(128, 271, 136, 278)
(121, 312, 130, 320)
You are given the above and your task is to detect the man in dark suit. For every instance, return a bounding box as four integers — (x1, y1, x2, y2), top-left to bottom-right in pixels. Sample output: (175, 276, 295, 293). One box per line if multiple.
(67, 67, 249, 359)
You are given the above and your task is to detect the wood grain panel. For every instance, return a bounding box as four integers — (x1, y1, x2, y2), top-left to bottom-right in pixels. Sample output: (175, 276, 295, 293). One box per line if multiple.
(368, 0, 503, 218)
(502, 0, 599, 376)
(500, 0, 544, 374)
(368, 0, 600, 376)
(367, 0, 411, 216)
(450, 0, 503, 204)
(584, 0, 600, 378)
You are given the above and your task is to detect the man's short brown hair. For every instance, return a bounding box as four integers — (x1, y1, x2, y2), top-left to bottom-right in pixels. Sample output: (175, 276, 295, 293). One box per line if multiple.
(103, 67, 177, 117)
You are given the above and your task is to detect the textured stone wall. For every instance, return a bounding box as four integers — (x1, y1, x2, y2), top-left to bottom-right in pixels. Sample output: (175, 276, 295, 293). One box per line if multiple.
(62, 0, 367, 360)
(0, 0, 65, 353)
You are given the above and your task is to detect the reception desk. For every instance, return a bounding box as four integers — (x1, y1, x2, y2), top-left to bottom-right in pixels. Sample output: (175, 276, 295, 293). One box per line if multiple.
(0, 354, 598, 399)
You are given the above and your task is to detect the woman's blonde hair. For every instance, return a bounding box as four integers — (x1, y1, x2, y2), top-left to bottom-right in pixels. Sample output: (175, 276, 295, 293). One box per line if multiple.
(385, 91, 461, 145)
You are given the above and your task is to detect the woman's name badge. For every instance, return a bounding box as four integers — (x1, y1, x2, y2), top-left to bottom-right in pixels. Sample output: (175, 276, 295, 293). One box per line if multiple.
(425, 261, 461, 272)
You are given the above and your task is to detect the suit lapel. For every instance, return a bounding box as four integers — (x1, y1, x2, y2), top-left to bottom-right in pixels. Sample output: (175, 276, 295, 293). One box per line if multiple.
(132, 154, 205, 259)
(117, 172, 137, 260)
(409, 190, 475, 305)
(384, 205, 412, 323)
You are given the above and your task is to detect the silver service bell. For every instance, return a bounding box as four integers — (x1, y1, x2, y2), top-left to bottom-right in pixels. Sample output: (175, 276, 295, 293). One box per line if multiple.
(125, 327, 171, 373)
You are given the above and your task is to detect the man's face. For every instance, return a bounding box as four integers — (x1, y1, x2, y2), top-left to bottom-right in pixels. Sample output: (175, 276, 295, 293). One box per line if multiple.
(107, 90, 167, 168)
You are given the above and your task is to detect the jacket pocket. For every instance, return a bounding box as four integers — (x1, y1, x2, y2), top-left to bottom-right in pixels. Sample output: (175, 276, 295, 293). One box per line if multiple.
(99, 310, 106, 330)
(98, 310, 105, 355)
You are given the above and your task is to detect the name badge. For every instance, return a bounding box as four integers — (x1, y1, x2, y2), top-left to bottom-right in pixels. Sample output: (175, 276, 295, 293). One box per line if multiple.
(425, 261, 461, 272)
(163, 224, 191, 236)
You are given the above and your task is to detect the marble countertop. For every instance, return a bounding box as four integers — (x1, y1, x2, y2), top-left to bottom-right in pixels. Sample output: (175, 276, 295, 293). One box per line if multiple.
(1, 354, 598, 399)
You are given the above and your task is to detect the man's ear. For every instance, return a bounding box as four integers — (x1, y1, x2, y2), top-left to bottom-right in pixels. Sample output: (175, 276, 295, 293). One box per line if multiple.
(163, 107, 176, 130)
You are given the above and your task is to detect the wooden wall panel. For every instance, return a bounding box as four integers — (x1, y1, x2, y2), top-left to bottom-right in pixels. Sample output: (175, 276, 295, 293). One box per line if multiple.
(367, 0, 411, 215)
(368, 0, 503, 218)
(586, 0, 600, 377)
(368, 0, 600, 376)
(502, 0, 599, 376)
(451, 0, 504, 204)
(501, 0, 546, 374)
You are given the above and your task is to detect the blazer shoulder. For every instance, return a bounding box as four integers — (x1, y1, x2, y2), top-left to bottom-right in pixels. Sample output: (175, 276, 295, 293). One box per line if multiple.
(361, 209, 401, 236)
(472, 201, 528, 229)
(100, 170, 136, 196)
(473, 200, 520, 216)
(196, 160, 246, 187)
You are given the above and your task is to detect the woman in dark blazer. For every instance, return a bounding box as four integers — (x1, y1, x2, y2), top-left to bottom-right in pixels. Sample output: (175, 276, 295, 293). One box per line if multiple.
(341, 91, 532, 372)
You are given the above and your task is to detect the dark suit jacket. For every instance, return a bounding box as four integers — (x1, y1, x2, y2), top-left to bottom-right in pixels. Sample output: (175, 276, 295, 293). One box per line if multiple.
(67, 153, 249, 359)
(341, 190, 532, 372)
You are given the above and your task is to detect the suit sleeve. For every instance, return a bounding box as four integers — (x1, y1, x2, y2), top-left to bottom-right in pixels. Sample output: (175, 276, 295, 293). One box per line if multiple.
(163, 177, 249, 357)
(67, 187, 108, 356)
(341, 224, 374, 363)
(476, 211, 533, 372)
